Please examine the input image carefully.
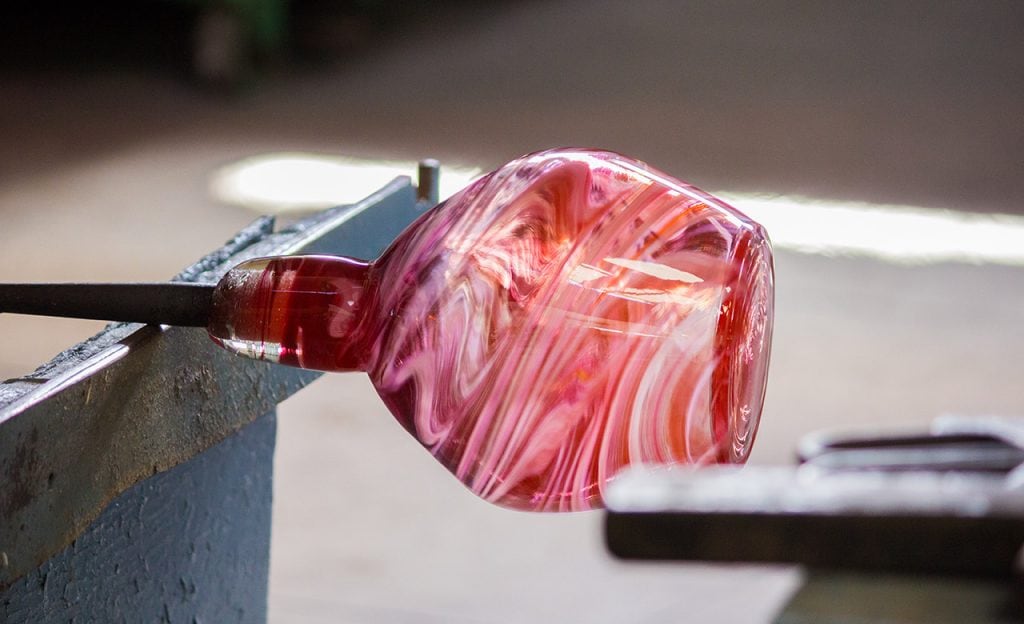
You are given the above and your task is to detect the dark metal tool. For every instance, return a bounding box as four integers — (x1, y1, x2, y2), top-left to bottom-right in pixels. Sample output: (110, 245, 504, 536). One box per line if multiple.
(798, 428, 1024, 473)
(0, 282, 214, 327)
(606, 415, 1024, 578)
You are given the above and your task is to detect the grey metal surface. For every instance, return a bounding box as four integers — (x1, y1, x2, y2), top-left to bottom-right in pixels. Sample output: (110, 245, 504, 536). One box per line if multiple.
(1, 411, 276, 624)
(797, 416, 1024, 473)
(0, 177, 425, 589)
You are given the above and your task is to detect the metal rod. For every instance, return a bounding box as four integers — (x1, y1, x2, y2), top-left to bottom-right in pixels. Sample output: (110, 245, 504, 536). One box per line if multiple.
(0, 283, 215, 327)
(417, 159, 440, 205)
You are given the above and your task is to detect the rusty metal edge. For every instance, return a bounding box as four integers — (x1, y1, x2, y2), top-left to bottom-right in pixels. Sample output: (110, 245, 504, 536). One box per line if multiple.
(0, 177, 421, 588)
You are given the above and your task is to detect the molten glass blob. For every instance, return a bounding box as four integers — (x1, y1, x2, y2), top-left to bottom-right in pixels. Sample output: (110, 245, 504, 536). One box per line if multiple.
(208, 149, 774, 511)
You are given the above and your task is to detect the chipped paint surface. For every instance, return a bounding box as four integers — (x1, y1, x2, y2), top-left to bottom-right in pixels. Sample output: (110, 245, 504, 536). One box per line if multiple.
(1, 413, 276, 623)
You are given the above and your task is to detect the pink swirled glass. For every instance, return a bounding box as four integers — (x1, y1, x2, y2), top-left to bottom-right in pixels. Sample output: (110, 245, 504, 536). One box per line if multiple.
(208, 148, 774, 511)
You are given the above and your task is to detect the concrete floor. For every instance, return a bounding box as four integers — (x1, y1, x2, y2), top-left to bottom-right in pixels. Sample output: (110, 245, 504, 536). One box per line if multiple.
(1, 2, 1022, 622)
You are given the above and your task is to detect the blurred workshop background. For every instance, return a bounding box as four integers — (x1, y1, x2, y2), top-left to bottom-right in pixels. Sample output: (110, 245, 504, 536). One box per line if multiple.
(1, 2, 1022, 622)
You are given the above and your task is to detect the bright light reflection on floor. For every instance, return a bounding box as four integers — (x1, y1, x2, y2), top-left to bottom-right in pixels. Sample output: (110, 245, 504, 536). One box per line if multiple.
(210, 153, 481, 213)
(725, 193, 1024, 267)
(211, 153, 1024, 267)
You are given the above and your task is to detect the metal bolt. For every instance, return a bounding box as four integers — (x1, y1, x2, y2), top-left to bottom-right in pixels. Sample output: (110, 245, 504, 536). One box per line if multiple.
(417, 159, 441, 205)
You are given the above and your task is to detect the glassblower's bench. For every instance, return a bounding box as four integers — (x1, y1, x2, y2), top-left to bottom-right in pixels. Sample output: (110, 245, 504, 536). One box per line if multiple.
(0, 169, 434, 621)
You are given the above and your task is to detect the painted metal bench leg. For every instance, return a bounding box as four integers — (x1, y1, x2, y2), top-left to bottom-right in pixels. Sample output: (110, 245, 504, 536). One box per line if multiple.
(1, 411, 276, 623)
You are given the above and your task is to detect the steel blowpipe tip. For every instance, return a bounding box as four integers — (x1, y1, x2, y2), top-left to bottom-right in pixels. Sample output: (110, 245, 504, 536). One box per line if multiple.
(0, 282, 215, 327)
